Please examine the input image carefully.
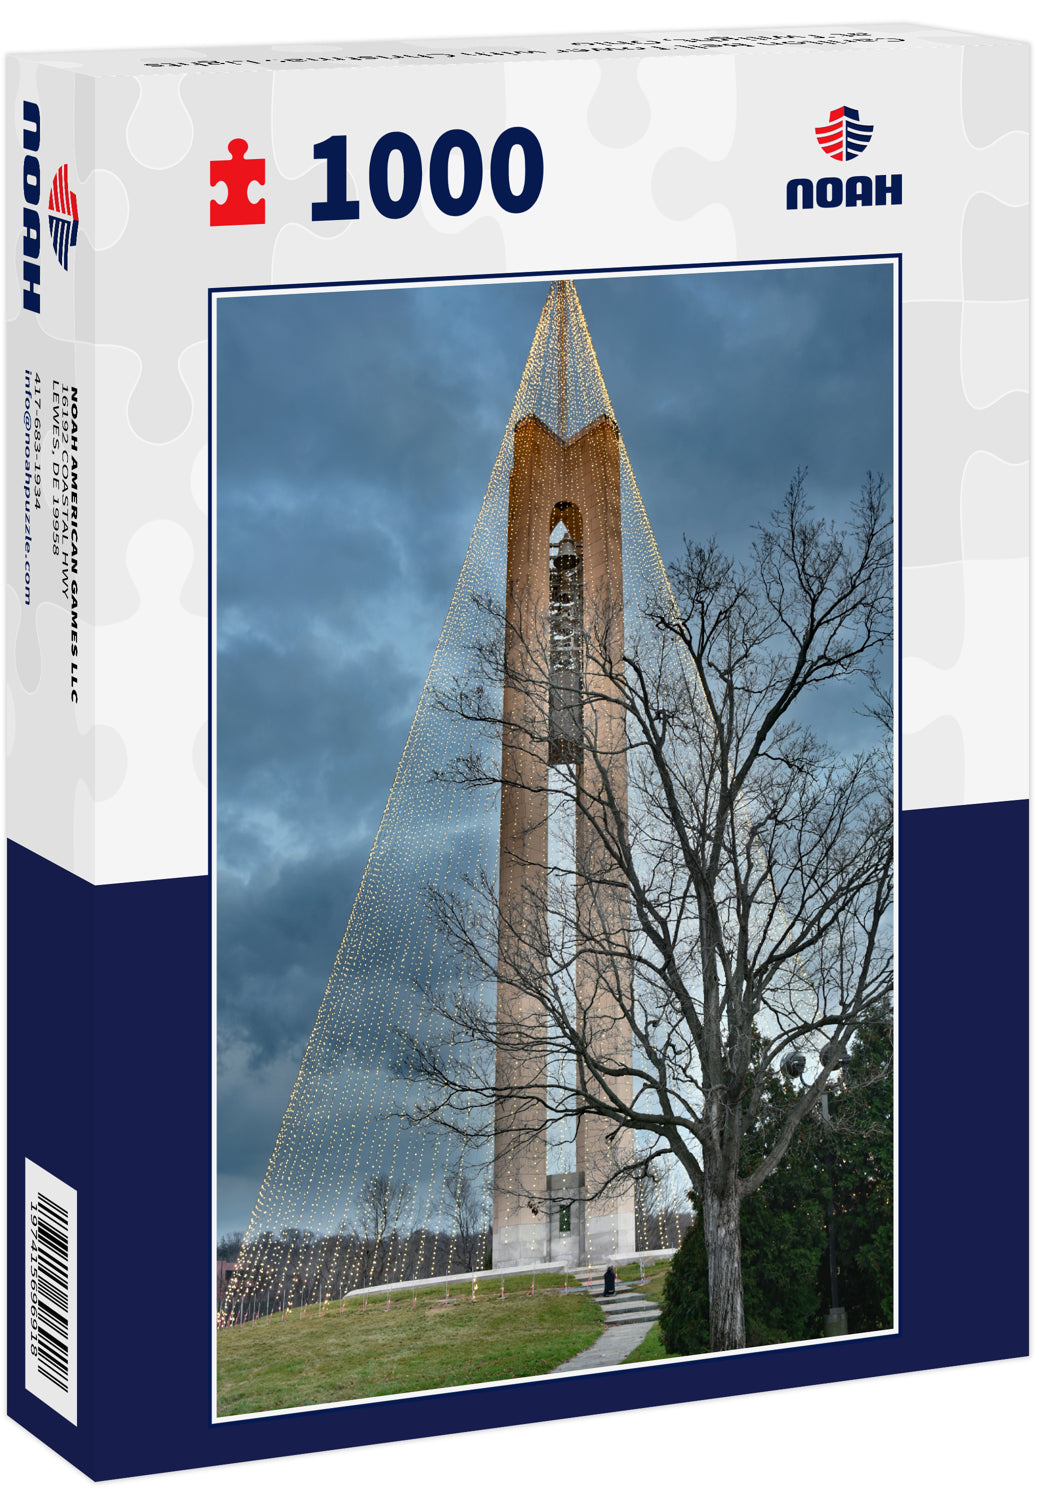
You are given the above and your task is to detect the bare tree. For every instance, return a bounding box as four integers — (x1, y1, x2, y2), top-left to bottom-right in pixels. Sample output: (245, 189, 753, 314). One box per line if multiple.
(357, 1173, 410, 1287)
(444, 1158, 491, 1272)
(635, 1170, 690, 1253)
(410, 472, 893, 1352)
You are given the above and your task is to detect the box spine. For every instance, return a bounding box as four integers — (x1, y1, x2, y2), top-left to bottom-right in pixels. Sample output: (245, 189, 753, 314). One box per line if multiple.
(7, 57, 97, 1476)
(6, 58, 94, 876)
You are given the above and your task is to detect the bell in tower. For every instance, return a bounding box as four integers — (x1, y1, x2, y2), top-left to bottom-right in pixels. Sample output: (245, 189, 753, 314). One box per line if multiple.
(549, 509, 583, 766)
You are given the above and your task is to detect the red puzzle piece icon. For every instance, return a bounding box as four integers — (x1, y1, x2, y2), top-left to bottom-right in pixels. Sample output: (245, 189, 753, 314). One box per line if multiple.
(210, 139, 265, 227)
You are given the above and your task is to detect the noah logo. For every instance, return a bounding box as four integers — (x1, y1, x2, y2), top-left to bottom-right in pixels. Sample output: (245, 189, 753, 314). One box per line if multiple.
(815, 105, 874, 162)
(48, 165, 79, 270)
(787, 104, 900, 210)
(20, 101, 42, 313)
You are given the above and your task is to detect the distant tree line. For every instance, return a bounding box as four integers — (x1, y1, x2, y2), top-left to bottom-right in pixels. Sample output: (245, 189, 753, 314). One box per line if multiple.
(218, 1167, 493, 1319)
(219, 1163, 693, 1317)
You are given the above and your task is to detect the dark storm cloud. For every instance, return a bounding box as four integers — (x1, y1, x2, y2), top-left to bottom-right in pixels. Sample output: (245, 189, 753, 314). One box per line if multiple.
(576, 265, 894, 567)
(216, 264, 894, 1236)
(217, 283, 546, 632)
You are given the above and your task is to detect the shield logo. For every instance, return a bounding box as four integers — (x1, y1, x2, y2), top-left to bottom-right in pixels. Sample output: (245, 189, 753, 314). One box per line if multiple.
(815, 106, 874, 163)
(48, 164, 80, 270)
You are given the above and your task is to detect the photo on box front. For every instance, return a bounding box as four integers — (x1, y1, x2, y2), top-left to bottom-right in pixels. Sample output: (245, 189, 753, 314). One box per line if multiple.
(213, 262, 896, 1417)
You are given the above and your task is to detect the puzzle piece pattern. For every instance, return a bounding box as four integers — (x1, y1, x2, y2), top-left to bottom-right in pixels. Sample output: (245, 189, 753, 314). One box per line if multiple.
(126, 71, 194, 169)
(91, 520, 207, 884)
(7, 31, 1028, 886)
(901, 43, 1028, 811)
(5, 62, 130, 876)
(6, 593, 128, 876)
(554, 36, 1029, 811)
(587, 54, 652, 148)
(8, 62, 276, 880)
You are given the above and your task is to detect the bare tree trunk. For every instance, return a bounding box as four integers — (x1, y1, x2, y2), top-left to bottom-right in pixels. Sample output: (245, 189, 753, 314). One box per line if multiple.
(703, 1177, 745, 1351)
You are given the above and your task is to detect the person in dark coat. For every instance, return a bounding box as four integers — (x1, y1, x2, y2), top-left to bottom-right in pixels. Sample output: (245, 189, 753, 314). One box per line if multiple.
(603, 1266, 617, 1297)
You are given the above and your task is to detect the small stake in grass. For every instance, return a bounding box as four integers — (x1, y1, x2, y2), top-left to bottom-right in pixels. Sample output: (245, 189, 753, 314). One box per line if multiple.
(500, 1276, 505, 1299)
(385, 1291, 391, 1311)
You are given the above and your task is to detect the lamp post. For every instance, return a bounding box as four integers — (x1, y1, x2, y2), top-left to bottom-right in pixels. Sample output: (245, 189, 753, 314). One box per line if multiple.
(818, 1043, 849, 1337)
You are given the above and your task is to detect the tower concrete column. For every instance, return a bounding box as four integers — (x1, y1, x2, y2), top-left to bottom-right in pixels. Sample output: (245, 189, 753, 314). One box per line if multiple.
(570, 414, 636, 1266)
(492, 398, 635, 1269)
(492, 413, 554, 1268)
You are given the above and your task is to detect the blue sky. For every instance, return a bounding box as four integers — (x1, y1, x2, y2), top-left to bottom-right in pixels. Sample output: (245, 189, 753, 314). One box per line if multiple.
(215, 262, 894, 1237)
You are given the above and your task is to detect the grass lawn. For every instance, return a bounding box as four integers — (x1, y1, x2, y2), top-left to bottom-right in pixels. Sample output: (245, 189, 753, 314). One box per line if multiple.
(621, 1322, 668, 1363)
(217, 1273, 603, 1415)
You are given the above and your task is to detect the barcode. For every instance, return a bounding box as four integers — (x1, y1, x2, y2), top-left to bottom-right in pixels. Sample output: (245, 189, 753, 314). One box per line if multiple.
(35, 1191, 71, 1390)
(26, 1159, 77, 1425)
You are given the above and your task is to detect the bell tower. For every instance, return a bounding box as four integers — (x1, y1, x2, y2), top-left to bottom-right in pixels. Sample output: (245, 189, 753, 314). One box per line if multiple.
(492, 282, 637, 1269)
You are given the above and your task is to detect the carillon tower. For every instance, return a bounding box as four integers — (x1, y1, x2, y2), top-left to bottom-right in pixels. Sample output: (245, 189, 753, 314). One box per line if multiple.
(228, 276, 676, 1328)
(492, 282, 637, 1269)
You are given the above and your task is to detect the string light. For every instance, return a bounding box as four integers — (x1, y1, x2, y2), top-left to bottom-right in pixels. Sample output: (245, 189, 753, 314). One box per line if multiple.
(222, 277, 811, 1337)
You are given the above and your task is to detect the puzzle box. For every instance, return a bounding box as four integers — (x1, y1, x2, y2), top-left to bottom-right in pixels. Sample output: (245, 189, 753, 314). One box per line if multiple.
(6, 22, 1029, 1480)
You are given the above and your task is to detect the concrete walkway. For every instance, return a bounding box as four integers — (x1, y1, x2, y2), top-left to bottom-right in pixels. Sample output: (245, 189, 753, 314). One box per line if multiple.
(552, 1283, 661, 1373)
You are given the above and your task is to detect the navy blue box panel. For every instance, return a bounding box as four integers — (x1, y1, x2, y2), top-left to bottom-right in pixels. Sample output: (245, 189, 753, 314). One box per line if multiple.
(7, 843, 98, 1475)
(897, 798, 1029, 1365)
(6, 798, 1029, 1480)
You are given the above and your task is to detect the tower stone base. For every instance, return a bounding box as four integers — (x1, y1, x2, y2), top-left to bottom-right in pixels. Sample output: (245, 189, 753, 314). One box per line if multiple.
(584, 1208, 636, 1267)
(491, 1222, 550, 1269)
(492, 1171, 637, 1269)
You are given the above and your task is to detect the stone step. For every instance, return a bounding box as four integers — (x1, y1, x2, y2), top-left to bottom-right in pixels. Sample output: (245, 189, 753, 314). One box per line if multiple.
(605, 1308, 661, 1326)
